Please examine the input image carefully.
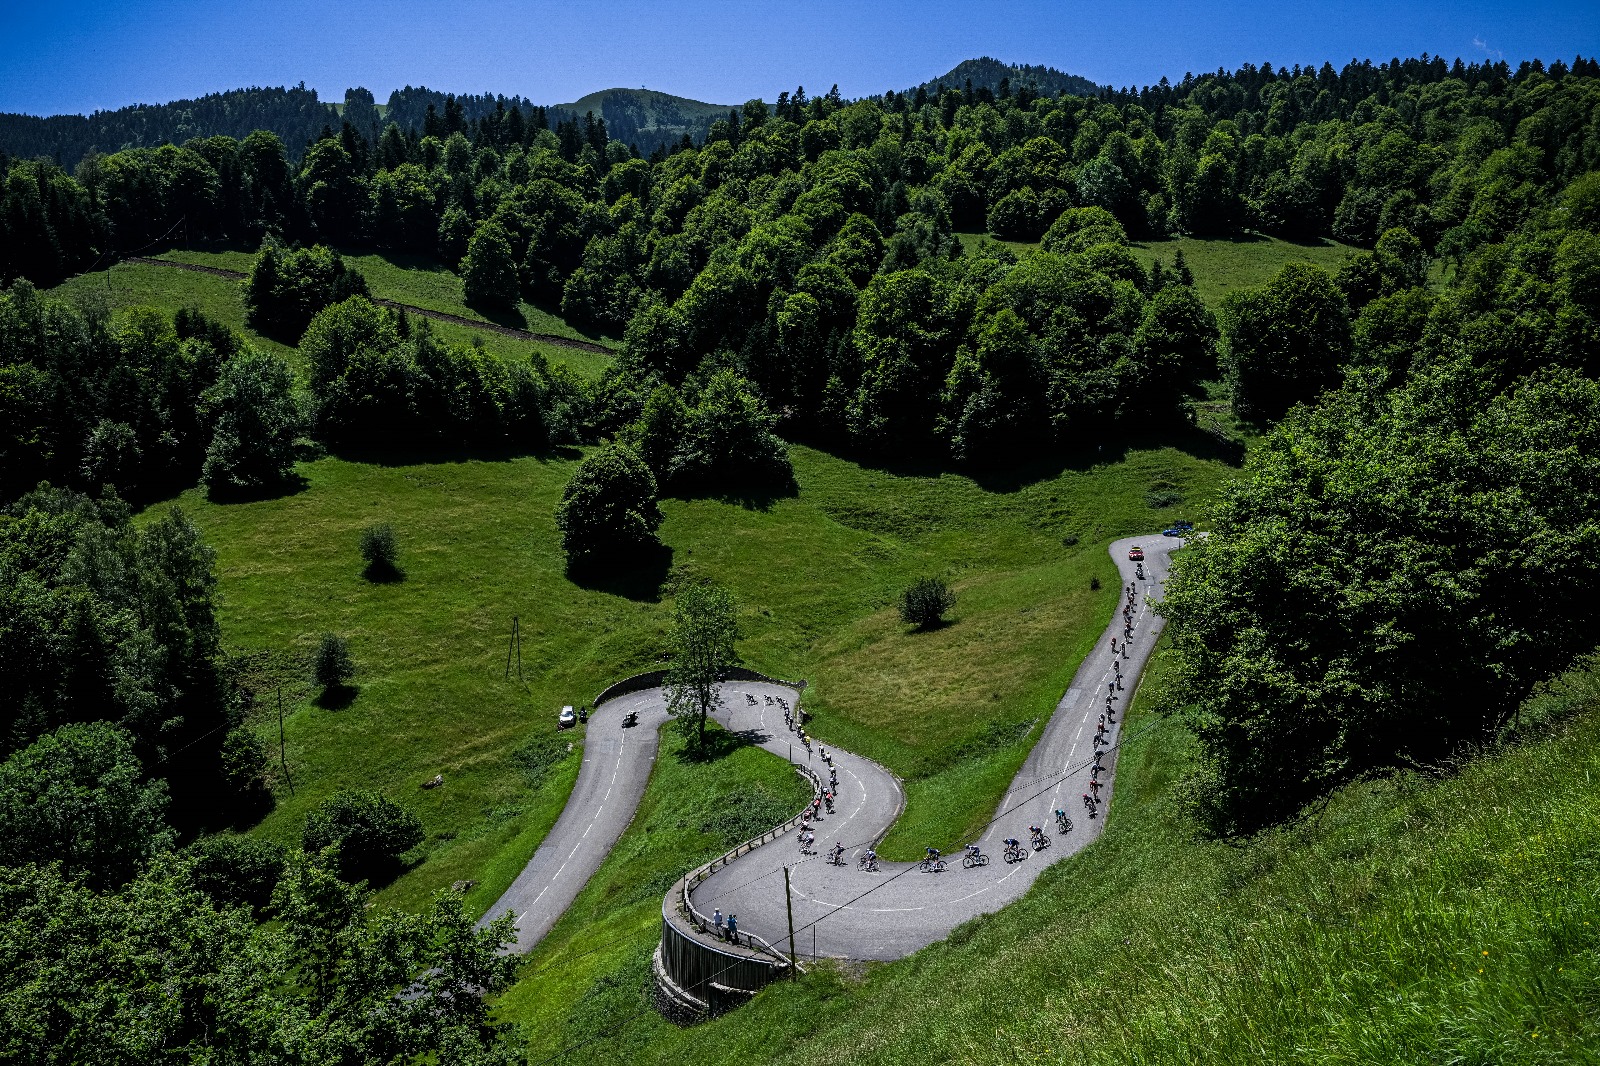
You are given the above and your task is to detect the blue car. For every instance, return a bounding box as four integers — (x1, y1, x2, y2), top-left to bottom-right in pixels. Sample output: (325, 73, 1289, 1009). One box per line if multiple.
(1161, 527, 1185, 537)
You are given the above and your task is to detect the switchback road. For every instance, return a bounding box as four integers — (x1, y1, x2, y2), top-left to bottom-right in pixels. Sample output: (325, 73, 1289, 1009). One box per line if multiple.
(481, 534, 1182, 959)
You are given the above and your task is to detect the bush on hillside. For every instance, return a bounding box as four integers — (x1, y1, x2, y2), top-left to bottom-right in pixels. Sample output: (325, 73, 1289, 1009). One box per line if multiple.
(460, 221, 521, 309)
(311, 634, 355, 692)
(301, 788, 424, 883)
(244, 241, 370, 342)
(1220, 263, 1352, 423)
(359, 523, 400, 579)
(900, 577, 957, 630)
(299, 295, 576, 449)
(201, 349, 303, 495)
(554, 441, 663, 569)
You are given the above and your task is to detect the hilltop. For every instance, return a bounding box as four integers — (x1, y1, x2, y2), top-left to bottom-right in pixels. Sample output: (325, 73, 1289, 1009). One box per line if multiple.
(905, 56, 1103, 98)
(547, 87, 733, 151)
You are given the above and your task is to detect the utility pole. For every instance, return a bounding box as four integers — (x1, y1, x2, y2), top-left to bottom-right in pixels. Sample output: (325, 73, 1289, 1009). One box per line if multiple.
(504, 615, 523, 681)
(784, 865, 798, 979)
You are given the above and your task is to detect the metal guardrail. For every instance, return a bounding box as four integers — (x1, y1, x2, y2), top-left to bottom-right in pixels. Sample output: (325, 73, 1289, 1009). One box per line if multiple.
(674, 760, 823, 968)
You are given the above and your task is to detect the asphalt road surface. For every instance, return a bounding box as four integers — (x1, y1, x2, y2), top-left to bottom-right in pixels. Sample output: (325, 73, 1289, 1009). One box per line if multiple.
(482, 534, 1184, 959)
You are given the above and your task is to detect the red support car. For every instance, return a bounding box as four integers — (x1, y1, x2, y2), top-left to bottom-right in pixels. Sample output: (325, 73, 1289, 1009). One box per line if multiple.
(1128, 546, 1145, 561)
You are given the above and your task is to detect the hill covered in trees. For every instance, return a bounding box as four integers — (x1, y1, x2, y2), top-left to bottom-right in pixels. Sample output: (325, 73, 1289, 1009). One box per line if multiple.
(904, 56, 1104, 100)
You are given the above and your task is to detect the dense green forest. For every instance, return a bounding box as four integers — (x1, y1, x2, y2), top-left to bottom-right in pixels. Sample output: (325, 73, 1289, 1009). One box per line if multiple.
(3, 50, 1600, 1062)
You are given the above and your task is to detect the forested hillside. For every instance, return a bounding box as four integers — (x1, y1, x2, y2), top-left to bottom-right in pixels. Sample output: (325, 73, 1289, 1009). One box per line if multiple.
(0, 85, 339, 169)
(905, 56, 1104, 100)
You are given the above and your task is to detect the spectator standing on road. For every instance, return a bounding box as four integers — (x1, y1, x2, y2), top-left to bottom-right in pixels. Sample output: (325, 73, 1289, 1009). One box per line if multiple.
(727, 914, 738, 943)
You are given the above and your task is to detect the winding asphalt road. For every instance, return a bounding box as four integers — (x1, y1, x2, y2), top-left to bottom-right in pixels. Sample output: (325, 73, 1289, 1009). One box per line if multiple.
(481, 535, 1183, 959)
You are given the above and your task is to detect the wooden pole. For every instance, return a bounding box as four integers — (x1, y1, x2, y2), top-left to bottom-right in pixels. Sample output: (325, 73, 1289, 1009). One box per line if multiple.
(784, 865, 798, 979)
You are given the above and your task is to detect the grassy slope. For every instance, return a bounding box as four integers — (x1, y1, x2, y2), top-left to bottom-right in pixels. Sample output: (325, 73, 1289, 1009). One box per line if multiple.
(1128, 234, 1357, 306)
(561, 648, 1600, 1066)
(158, 436, 1236, 915)
(158, 245, 619, 371)
(49, 251, 613, 380)
(956, 231, 1357, 306)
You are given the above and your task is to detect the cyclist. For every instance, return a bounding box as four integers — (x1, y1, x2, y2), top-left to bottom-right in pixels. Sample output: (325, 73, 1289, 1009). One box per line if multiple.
(925, 846, 942, 865)
(830, 842, 845, 865)
(859, 847, 879, 871)
(1055, 808, 1071, 831)
(1029, 824, 1046, 843)
(965, 843, 982, 864)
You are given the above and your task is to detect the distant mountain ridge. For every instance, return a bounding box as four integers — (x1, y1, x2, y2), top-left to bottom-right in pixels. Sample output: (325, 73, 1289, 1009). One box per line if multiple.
(0, 59, 1102, 169)
(905, 57, 1104, 99)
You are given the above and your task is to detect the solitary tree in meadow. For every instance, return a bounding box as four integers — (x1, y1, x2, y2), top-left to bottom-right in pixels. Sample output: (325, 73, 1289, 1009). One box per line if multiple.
(665, 581, 740, 748)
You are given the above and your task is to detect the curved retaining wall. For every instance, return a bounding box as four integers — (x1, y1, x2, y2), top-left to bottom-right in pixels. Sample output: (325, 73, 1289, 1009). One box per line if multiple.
(593, 667, 808, 707)
(655, 760, 823, 1015)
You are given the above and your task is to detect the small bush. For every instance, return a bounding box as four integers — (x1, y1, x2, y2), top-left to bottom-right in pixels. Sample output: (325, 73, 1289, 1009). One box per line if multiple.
(312, 634, 354, 691)
(302, 788, 423, 882)
(359, 523, 399, 578)
(900, 577, 957, 630)
(188, 834, 286, 914)
(1146, 490, 1183, 509)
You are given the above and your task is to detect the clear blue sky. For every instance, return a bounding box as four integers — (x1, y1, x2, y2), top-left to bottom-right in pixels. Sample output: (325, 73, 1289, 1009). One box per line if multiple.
(1, 0, 1595, 115)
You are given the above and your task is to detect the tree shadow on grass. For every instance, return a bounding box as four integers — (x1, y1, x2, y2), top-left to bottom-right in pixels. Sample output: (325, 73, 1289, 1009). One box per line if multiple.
(204, 472, 311, 505)
(675, 725, 766, 765)
(831, 420, 1249, 496)
(667, 472, 801, 514)
(566, 541, 674, 603)
(362, 560, 406, 584)
(314, 683, 359, 710)
(322, 441, 584, 469)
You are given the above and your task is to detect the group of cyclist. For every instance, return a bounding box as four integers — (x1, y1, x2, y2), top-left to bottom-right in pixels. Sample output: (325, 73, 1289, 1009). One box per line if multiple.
(767, 570, 1141, 888)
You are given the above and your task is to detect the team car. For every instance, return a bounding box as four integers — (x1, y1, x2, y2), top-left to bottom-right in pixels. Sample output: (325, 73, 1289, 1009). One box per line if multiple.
(1128, 546, 1145, 561)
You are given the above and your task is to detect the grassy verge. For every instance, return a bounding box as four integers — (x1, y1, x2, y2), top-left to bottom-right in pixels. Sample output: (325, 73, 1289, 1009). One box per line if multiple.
(154, 435, 1238, 913)
(493, 722, 811, 1061)
(574, 648, 1600, 1066)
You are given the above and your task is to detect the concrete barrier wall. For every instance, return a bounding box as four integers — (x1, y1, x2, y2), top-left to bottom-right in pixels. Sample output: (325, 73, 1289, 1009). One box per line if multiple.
(593, 667, 808, 707)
